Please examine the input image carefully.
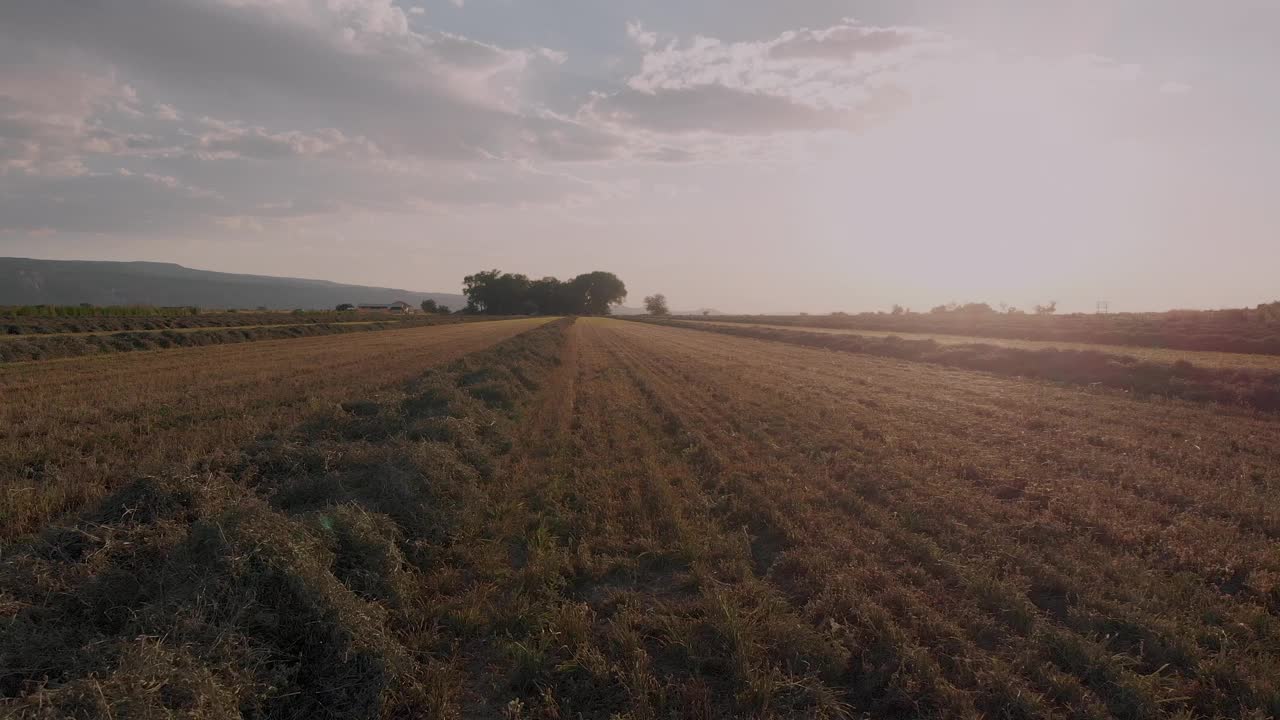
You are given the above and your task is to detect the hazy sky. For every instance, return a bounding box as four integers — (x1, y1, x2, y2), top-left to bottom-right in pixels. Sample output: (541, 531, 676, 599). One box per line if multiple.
(1, 1, 1277, 313)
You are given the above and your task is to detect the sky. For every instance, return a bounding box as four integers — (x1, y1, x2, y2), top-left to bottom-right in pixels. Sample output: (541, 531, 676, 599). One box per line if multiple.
(1, 1, 1277, 313)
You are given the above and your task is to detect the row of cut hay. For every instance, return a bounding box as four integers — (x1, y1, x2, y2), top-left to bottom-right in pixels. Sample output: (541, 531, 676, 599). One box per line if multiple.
(695, 312, 1280, 356)
(0, 316, 473, 363)
(0, 319, 572, 718)
(644, 319, 1280, 413)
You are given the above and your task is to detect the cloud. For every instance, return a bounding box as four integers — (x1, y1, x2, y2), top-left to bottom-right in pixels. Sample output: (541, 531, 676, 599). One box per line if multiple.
(0, 45, 134, 176)
(0, 5, 1181, 242)
(578, 17, 1177, 168)
(626, 21, 658, 50)
(0, 0, 629, 236)
(622, 20, 943, 100)
(153, 104, 181, 121)
(193, 119, 382, 160)
(0, 0, 615, 163)
(0, 171, 225, 234)
(579, 19, 937, 145)
(585, 84, 906, 136)
(768, 22, 943, 60)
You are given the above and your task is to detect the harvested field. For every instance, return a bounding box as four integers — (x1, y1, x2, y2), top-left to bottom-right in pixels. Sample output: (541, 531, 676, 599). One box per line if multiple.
(460, 318, 1280, 719)
(694, 308, 1280, 357)
(644, 318, 1280, 413)
(1, 311, 365, 335)
(687, 319, 1280, 372)
(3, 317, 1279, 719)
(0, 315, 480, 363)
(0, 320, 384, 339)
(0, 318, 550, 539)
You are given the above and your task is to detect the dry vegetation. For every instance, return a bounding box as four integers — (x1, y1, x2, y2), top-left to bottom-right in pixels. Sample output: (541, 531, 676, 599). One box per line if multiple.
(690, 320, 1280, 373)
(3, 316, 1279, 719)
(703, 305, 1280, 356)
(2, 311, 359, 335)
(0, 314, 478, 363)
(644, 318, 1280, 413)
(0, 318, 549, 539)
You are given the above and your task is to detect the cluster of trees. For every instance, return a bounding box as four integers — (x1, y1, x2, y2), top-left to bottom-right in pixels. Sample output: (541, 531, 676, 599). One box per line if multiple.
(335, 301, 452, 314)
(923, 301, 1057, 316)
(644, 294, 669, 316)
(462, 270, 627, 315)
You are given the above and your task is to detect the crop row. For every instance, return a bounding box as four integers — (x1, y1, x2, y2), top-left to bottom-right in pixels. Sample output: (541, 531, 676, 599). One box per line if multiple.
(554, 320, 1280, 718)
(0, 316, 476, 363)
(642, 318, 1280, 413)
(0, 318, 549, 539)
(5, 317, 1278, 718)
(2, 311, 430, 336)
(0, 319, 572, 717)
(699, 309, 1280, 356)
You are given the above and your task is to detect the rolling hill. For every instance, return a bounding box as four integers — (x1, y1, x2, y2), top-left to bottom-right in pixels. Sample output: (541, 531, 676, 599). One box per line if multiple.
(0, 258, 467, 310)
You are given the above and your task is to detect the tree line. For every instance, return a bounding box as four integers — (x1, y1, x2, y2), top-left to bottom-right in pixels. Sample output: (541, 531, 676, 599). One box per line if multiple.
(461, 270, 628, 315)
(334, 270, 670, 317)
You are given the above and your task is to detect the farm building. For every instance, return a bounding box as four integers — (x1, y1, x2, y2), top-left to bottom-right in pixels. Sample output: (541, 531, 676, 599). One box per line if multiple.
(356, 301, 411, 314)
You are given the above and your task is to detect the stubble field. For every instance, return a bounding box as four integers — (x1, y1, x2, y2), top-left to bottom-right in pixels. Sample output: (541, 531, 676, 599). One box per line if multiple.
(2, 317, 1278, 719)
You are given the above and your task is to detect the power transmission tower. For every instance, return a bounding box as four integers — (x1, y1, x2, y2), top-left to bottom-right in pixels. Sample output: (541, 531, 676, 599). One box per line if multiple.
(1096, 300, 1110, 315)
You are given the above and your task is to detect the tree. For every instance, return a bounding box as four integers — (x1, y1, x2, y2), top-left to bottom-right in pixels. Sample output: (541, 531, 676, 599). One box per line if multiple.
(569, 271, 627, 315)
(462, 269, 627, 316)
(436, 304, 451, 315)
(463, 270, 532, 315)
(336, 303, 355, 312)
(1034, 301, 1058, 315)
(420, 299, 438, 313)
(527, 277, 575, 315)
(644, 293, 670, 316)
(891, 304, 905, 315)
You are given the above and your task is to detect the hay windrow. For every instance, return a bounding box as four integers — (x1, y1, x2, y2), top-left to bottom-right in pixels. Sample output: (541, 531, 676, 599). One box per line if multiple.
(1, 320, 571, 718)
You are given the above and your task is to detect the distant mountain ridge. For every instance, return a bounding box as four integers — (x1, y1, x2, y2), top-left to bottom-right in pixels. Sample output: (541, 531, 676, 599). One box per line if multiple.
(0, 258, 467, 310)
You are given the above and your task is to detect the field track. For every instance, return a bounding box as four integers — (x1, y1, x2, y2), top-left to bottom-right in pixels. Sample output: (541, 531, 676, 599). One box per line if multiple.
(0, 318, 551, 539)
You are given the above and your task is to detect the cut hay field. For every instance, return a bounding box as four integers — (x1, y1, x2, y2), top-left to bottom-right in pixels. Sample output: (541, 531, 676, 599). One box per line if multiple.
(0, 318, 550, 539)
(0, 320, 385, 340)
(3, 317, 1278, 719)
(687, 319, 1280, 372)
(0, 314, 481, 363)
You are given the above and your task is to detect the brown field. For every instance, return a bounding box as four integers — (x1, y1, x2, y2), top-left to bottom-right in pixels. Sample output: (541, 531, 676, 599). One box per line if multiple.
(0, 314, 483, 363)
(0, 318, 550, 539)
(0, 320, 386, 340)
(2, 310, 366, 335)
(695, 306, 1280, 357)
(690, 319, 1280, 372)
(3, 317, 1279, 719)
